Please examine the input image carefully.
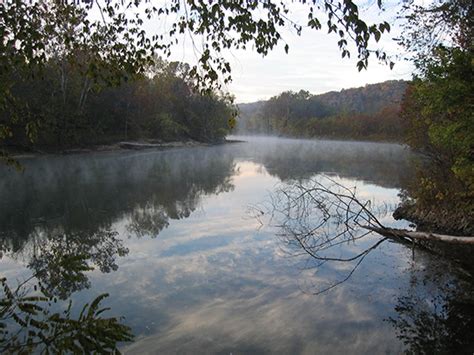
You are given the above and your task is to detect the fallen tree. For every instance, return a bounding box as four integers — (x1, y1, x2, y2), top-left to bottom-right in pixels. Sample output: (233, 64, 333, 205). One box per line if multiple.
(252, 175, 473, 294)
(363, 226, 474, 245)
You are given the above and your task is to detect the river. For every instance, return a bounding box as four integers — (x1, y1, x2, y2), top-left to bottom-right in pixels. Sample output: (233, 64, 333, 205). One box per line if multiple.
(1, 136, 473, 353)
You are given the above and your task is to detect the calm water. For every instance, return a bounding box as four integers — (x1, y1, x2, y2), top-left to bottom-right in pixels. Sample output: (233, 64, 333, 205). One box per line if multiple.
(1, 136, 473, 353)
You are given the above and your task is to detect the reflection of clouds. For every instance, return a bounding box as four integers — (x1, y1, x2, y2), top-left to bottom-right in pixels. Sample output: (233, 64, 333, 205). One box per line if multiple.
(125, 284, 401, 354)
(1, 141, 420, 353)
(107, 162, 411, 353)
(233, 161, 269, 180)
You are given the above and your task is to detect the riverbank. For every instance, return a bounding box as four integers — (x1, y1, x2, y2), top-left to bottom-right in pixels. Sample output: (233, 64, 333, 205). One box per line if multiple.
(234, 132, 405, 145)
(2, 138, 244, 159)
(394, 201, 474, 236)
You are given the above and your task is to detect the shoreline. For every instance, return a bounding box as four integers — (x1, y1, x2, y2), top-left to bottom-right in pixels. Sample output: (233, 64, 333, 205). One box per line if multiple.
(393, 201, 474, 237)
(3, 138, 245, 159)
(4, 135, 406, 160)
(232, 133, 405, 145)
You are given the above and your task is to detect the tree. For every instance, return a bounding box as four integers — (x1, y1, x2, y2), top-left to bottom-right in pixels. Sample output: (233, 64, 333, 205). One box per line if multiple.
(255, 176, 474, 294)
(0, 1, 153, 159)
(397, 0, 473, 234)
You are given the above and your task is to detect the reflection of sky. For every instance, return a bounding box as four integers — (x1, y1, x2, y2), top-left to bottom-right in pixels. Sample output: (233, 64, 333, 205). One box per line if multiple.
(1, 138, 428, 353)
(109, 159, 410, 353)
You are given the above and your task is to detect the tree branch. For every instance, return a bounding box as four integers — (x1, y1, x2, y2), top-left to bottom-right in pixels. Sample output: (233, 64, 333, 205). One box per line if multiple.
(363, 225, 474, 245)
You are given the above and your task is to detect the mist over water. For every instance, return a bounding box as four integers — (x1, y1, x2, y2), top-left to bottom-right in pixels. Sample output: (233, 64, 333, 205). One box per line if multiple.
(1, 136, 472, 353)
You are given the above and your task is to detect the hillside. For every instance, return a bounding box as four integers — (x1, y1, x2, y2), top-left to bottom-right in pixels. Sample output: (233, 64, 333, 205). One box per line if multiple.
(316, 80, 407, 114)
(236, 80, 409, 140)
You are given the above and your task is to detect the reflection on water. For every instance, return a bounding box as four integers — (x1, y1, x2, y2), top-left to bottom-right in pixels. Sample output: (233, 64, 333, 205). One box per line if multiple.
(29, 228, 128, 300)
(260, 176, 398, 295)
(0, 136, 472, 353)
(388, 252, 474, 353)
(0, 147, 236, 247)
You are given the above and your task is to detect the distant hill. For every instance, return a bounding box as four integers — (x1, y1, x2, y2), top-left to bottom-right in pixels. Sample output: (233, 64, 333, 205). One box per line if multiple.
(237, 100, 266, 122)
(315, 80, 408, 114)
(235, 80, 409, 140)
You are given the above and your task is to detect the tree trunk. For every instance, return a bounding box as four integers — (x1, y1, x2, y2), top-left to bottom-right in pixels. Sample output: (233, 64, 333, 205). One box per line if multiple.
(363, 225, 474, 245)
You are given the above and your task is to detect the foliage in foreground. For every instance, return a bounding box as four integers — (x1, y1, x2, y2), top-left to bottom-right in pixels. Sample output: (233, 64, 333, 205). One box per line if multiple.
(0, 277, 133, 353)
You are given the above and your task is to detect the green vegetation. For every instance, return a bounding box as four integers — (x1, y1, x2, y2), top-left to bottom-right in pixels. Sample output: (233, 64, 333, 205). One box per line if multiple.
(1, 277, 133, 353)
(237, 81, 407, 141)
(6, 56, 234, 149)
(393, 0, 473, 235)
(0, 1, 236, 160)
(1, 51, 234, 154)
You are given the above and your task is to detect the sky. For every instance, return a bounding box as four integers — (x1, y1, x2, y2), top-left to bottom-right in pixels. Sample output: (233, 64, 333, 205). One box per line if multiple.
(225, 31, 414, 103)
(162, 1, 415, 103)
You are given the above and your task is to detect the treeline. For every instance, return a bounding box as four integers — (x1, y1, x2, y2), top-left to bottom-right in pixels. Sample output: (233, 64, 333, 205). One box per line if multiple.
(316, 80, 407, 114)
(237, 80, 407, 141)
(0, 1, 234, 155)
(387, 0, 473, 236)
(397, 54, 473, 234)
(1, 58, 234, 151)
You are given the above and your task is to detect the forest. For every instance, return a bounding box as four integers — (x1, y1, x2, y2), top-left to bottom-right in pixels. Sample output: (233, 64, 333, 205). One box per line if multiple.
(0, 2, 235, 160)
(0, 56, 234, 153)
(236, 80, 407, 141)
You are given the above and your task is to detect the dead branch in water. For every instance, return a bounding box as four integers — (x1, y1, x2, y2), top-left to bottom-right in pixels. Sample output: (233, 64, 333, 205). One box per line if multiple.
(363, 226, 474, 245)
(258, 175, 473, 294)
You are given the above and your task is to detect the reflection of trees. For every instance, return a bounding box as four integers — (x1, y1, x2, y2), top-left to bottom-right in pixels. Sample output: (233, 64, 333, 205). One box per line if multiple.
(0, 227, 132, 351)
(0, 147, 236, 252)
(263, 175, 474, 352)
(0, 145, 237, 352)
(28, 228, 128, 300)
(0, 206, 133, 350)
(246, 138, 415, 188)
(125, 165, 234, 238)
(0, 147, 238, 352)
(388, 261, 474, 353)
(127, 205, 170, 238)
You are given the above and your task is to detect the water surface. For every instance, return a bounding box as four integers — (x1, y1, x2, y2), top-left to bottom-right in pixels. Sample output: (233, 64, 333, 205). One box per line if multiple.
(1, 136, 473, 353)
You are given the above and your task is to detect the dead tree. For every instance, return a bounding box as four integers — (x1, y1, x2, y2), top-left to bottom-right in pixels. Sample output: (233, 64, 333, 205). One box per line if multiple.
(251, 175, 473, 294)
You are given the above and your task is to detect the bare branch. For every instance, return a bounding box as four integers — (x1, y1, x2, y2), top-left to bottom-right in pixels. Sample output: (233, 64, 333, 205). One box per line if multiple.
(254, 175, 473, 295)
